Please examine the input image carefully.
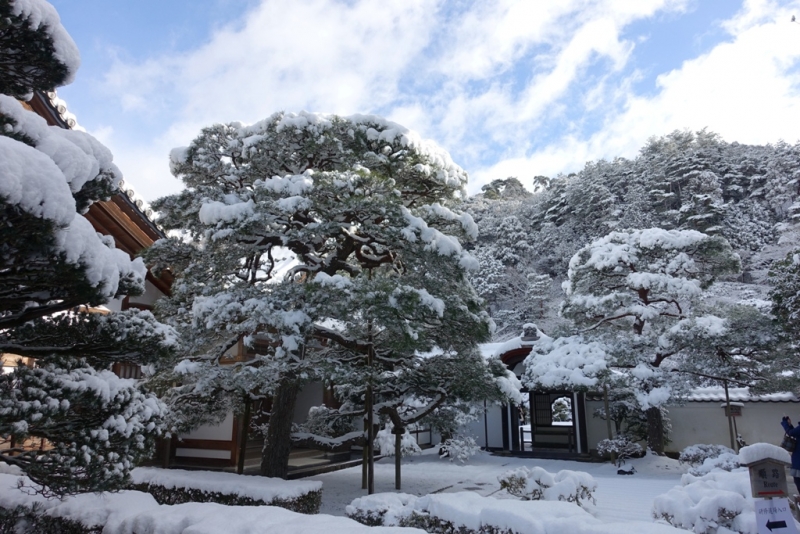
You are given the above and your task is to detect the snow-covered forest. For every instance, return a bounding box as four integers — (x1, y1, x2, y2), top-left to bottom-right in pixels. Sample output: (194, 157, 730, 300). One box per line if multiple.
(464, 133, 800, 452)
(465, 132, 800, 339)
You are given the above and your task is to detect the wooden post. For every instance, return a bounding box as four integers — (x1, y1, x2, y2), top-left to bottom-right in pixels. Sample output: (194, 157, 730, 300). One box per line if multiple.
(237, 395, 251, 474)
(483, 400, 489, 450)
(603, 384, 616, 465)
(723, 380, 736, 450)
(395, 428, 402, 490)
(362, 419, 368, 489)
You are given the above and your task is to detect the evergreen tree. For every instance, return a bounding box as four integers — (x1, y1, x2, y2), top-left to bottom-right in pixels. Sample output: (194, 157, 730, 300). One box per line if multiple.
(561, 228, 740, 454)
(145, 112, 505, 488)
(0, 0, 80, 98)
(769, 251, 800, 391)
(0, 0, 174, 496)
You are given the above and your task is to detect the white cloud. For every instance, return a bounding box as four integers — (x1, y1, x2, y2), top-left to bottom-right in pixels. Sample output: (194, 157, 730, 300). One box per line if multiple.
(90, 0, 800, 204)
(468, 0, 800, 194)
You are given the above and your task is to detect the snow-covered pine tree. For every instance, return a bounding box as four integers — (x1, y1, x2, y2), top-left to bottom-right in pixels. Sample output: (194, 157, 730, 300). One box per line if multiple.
(768, 251, 800, 393)
(0, 0, 80, 98)
(145, 112, 501, 488)
(677, 303, 781, 393)
(0, 0, 174, 496)
(561, 228, 740, 454)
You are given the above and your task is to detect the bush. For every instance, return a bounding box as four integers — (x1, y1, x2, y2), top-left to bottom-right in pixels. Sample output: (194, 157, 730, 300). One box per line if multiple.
(596, 434, 643, 467)
(131, 482, 322, 514)
(0, 504, 100, 534)
(347, 491, 679, 533)
(679, 444, 736, 466)
(345, 493, 419, 527)
(497, 466, 596, 510)
(129, 467, 322, 514)
(439, 436, 480, 464)
(679, 444, 740, 476)
(652, 469, 752, 534)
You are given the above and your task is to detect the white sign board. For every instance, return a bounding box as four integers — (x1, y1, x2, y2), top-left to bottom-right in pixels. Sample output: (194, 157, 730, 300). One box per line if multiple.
(755, 498, 799, 534)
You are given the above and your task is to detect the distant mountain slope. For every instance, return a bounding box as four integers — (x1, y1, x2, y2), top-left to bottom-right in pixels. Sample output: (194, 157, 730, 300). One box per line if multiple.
(463, 130, 800, 340)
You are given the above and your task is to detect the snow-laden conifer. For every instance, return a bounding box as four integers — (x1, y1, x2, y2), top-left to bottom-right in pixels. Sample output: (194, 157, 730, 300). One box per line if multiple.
(146, 112, 511, 488)
(0, 0, 174, 496)
(560, 228, 740, 454)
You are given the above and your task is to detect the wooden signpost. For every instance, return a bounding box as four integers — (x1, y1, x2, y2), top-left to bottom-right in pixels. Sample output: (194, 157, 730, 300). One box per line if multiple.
(742, 455, 798, 534)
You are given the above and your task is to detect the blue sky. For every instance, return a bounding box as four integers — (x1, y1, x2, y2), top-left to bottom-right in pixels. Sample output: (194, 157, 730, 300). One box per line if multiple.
(46, 0, 800, 202)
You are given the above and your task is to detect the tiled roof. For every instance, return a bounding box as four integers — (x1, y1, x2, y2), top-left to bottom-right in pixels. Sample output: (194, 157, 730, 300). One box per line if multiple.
(683, 387, 798, 403)
(39, 90, 164, 236)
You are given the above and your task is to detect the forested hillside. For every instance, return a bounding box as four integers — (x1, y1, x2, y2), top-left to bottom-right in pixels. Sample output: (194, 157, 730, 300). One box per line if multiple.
(464, 130, 800, 342)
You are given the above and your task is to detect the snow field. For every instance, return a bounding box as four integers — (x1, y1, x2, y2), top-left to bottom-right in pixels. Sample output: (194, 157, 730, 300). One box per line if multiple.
(7, 449, 795, 533)
(313, 448, 686, 523)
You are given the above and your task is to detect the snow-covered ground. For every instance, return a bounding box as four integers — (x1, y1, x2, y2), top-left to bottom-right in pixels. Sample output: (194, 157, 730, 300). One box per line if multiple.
(312, 448, 686, 523)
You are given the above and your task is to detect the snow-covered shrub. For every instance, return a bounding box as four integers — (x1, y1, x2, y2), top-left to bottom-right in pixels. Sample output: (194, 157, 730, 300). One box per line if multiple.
(596, 434, 644, 466)
(498, 466, 597, 510)
(375, 423, 422, 458)
(680, 444, 740, 476)
(439, 436, 480, 464)
(680, 444, 736, 467)
(0, 471, 409, 534)
(652, 469, 755, 534)
(348, 491, 684, 533)
(0, 473, 159, 534)
(129, 468, 322, 514)
(0, 503, 98, 534)
(688, 452, 741, 477)
(346, 492, 418, 527)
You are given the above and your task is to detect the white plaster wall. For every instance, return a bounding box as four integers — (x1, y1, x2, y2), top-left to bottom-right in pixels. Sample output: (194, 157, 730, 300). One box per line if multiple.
(105, 297, 123, 312)
(129, 279, 165, 307)
(293, 382, 324, 424)
(584, 400, 799, 454)
(181, 412, 234, 441)
(464, 404, 505, 449)
(585, 400, 612, 451)
(666, 402, 796, 452)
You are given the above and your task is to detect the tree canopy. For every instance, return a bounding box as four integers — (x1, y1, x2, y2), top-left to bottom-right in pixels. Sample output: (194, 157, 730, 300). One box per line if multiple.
(0, 0, 174, 496)
(145, 111, 512, 488)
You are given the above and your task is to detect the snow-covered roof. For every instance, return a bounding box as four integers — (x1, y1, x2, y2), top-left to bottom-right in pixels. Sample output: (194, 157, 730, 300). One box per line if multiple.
(738, 443, 791, 465)
(479, 325, 546, 360)
(33, 90, 163, 234)
(685, 387, 798, 403)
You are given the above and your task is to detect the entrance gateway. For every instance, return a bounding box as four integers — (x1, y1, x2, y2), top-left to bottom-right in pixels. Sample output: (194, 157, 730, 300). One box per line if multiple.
(499, 346, 589, 455)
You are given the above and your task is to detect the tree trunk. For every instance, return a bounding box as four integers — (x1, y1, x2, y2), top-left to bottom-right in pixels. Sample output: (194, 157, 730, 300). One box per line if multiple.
(646, 406, 664, 455)
(260, 381, 299, 479)
(394, 425, 403, 490)
(237, 395, 251, 474)
(366, 383, 374, 494)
